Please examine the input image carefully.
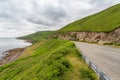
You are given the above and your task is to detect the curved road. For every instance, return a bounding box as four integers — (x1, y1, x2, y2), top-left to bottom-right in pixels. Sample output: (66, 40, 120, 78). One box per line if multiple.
(74, 42, 120, 80)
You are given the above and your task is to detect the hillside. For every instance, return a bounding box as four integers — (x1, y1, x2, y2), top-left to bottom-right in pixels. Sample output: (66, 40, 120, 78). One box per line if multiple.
(51, 4, 120, 45)
(19, 31, 55, 42)
(60, 3, 120, 32)
(0, 40, 98, 80)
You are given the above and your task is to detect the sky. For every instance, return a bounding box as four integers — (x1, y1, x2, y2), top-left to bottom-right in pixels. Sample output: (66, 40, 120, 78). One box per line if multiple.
(0, 0, 120, 37)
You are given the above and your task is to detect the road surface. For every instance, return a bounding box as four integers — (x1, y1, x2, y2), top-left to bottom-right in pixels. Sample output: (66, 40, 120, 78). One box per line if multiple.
(74, 42, 120, 80)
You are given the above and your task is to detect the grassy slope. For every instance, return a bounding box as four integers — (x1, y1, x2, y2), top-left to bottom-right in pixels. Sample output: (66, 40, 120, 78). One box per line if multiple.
(0, 40, 98, 80)
(60, 3, 120, 32)
(19, 31, 54, 42)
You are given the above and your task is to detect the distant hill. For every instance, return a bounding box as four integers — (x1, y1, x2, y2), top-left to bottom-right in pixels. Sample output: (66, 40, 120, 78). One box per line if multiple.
(19, 31, 55, 42)
(60, 3, 120, 32)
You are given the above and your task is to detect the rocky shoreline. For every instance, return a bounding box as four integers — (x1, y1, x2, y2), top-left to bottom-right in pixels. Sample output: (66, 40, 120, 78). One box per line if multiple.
(0, 48, 25, 66)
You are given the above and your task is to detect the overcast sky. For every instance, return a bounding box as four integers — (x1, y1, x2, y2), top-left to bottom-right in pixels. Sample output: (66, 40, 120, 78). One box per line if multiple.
(0, 0, 120, 37)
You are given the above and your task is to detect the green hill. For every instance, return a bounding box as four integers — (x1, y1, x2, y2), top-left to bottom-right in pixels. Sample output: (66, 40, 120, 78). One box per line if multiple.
(60, 3, 120, 32)
(0, 40, 98, 80)
(19, 31, 55, 42)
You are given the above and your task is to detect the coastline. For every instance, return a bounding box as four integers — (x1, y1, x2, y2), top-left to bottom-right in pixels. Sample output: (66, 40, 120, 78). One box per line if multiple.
(17, 38, 34, 43)
(0, 39, 32, 66)
(0, 48, 25, 66)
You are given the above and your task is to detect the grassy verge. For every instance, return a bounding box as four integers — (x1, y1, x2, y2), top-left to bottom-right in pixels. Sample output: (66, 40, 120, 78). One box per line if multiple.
(103, 43, 120, 48)
(0, 40, 98, 80)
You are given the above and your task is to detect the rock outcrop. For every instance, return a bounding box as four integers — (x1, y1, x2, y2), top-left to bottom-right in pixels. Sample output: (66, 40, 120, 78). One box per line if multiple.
(52, 28, 120, 45)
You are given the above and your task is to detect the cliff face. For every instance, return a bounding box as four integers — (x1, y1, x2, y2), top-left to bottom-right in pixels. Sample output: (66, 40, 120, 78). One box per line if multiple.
(52, 28, 120, 45)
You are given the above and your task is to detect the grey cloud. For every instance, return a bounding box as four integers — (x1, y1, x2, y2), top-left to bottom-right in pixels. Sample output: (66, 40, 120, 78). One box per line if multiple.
(42, 6, 67, 21)
(26, 17, 54, 26)
(89, 0, 120, 7)
(25, 1, 67, 26)
(0, 13, 12, 19)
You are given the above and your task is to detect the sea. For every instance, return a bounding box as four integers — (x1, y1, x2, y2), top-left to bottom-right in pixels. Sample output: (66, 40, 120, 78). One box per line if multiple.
(0, 38, 32, 60)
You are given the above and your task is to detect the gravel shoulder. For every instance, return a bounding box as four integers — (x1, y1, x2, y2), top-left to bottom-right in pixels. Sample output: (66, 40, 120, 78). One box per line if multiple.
(74, 42, 120, 80)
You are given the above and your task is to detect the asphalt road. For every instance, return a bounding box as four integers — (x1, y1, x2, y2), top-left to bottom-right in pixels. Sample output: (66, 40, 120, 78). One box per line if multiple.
(74, 42, 120, 80)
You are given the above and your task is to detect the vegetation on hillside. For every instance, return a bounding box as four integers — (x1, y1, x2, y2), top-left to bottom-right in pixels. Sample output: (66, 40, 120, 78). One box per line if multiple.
(0, 40, 98, 80)
(60, 3, 120, 32)
(19, 31, 55, 42)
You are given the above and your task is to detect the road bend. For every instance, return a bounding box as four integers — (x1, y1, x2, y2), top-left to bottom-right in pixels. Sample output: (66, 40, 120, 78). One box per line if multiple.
(74, 42, 120, 80)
